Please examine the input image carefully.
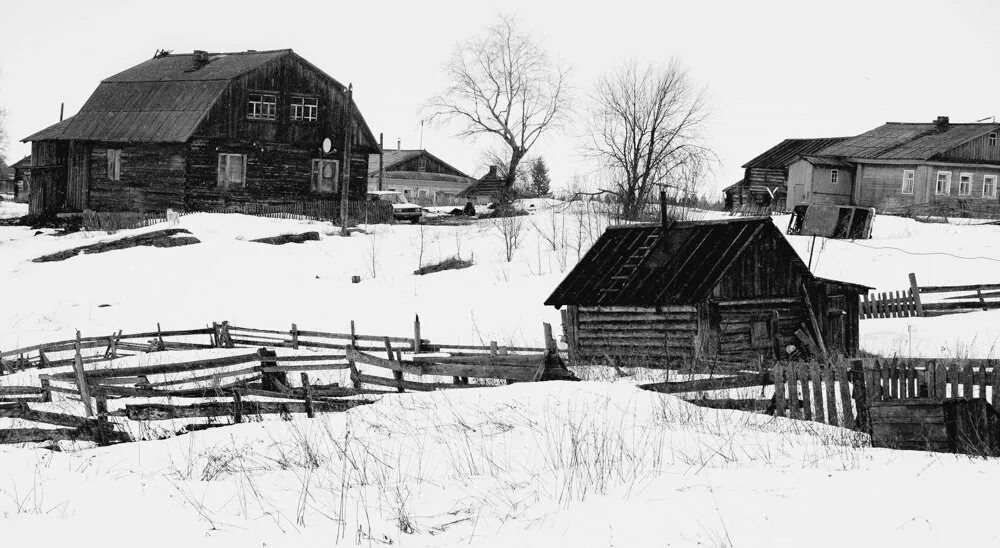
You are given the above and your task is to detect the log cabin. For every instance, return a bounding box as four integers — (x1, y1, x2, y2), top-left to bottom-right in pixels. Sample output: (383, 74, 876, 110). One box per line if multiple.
(457, 165, 507, 205)
(786, 116, 1000, 215)
(733, 137, 848, 211)
(21, 49, 379, 216)
(545, 217, 869, 366)
(367, 148, 475, 205)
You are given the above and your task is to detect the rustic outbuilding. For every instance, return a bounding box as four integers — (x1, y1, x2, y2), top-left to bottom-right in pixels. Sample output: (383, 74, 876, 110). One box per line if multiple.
(368, 148, 474, 205)
(22, 49, 379, 216)
(545, 217, 869, 366)
(736, 137, 848, 210)
(457, 165, 507, 205)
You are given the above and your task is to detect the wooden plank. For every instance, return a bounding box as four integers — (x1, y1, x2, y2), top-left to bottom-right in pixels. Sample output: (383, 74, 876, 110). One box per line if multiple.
(640, 373, 772, 395)
(962, 362, 975, 398)
(0, 428, 96, 444)
(948, 361, 960, 398)
(909, 273, 924, 317)
(993, 365, 1000, 408)
(799, 365, 813, 421)
(824, 364, 837, 426)
(72, 332, 93, 418)
(918, 282, 1000, 294)
(788, 366, 801, 420)
(838, 364, 854, 428)
(123, 399, 371, 421)
(979, 364, 988, 401)
(800, 285, 829, 362)
(936, 361, 948, 399)
(773, 364, 786, 418)
(47, 352, 261, 380)
(810, 363, 825, 424)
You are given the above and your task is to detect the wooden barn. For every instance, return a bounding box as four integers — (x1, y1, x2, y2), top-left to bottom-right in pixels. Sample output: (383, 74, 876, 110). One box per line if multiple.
(738, 137, 848, 210)
(545, 217, 869, 366)
(21, 49, 379, 216)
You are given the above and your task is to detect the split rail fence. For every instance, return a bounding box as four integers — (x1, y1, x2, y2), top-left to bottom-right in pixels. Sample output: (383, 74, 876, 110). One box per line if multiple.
(860, 272, 1000, 319)
(0, 318, 573, 446)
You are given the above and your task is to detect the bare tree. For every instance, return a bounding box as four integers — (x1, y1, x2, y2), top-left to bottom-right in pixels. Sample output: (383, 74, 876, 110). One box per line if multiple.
(425, 14, 571, 196)
(0, 106, 8, 166)
(479, 146, 530, 188)
(585, 59, 713, 221)
(492, 213, 525, 262)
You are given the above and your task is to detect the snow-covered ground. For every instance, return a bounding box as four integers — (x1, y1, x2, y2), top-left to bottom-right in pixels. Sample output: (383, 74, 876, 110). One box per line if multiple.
(3, 202, 1000, 545)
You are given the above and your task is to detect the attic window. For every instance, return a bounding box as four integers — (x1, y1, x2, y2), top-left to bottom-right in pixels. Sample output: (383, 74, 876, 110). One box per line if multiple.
(990, 133, 997, 147)
(247, 93, 276, 120)
(291, 96, 318, 121)
(830, 169, 839, 184)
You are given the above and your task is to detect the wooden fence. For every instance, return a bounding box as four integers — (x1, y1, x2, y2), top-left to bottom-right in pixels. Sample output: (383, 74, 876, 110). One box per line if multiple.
(0, 318, 572, 446)
(200, 200, 394, 225)
(81, 211, 171, 233)
(860, 272, 1000, 319)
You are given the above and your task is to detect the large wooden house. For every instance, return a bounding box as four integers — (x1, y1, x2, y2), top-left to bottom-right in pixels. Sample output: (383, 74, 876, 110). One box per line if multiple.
(545, 217, 869, 365)
(786, 116, 1000, 214)
(22, 49, 379, 216)
(725, 137, 847, 211)
(367, 148, 474, 205)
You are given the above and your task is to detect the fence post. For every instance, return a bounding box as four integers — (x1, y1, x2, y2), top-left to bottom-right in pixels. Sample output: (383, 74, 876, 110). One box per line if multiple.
(385, 338, 404, 393)
(300, 373, 314, 418)
(291, 323, 299, 349)
(348, 321, 362, 390)
(73, 331, 94, 417)
(909, 273, 924, 317)
(39, 378, 52, 403)
(219, 321, 234, 348)
(232, 390, 243, 424)
(258, 348, 284, 391)
(851, 361, 870, 433)
(413, 315, 422, 353)
(95, 391, 110, 446)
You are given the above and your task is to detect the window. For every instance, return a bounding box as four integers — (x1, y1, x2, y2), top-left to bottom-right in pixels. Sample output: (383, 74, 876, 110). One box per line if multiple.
(247, 93, 277, 120)
(990, 133, 997, 147)
(959, 173, 973, 195)
(985, 175, 998, 198)
(217, 154, 247, 188)
(311, 159, 339, 193)
(830, 169, 839, 184)
(106, 149, 122, 181)
(901, 170, 915, 194)
(935, 171, 952, 195)
(290, 96, 318, 121)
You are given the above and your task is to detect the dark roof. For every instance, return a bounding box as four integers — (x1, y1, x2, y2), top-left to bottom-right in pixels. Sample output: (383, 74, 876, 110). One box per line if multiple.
(742, 138, 850, 169)
(545, 217, 870, 307)
(381, 171, 474, 184)
(22, 49, 377, 148)
(814, 122, 999, 161)
(457, 167, 506, 198)
(11, 155, 31, 169)
(367, 149, 472, 179)
(800, 155, 854, 168)
(722, 179, 745, 193)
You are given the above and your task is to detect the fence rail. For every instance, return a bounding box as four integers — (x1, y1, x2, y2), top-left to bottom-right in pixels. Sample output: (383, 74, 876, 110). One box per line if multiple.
(860, 272, 1000, 319)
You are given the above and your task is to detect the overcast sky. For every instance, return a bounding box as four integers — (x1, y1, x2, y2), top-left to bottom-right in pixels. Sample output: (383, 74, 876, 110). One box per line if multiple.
(2, 0, 998, 197)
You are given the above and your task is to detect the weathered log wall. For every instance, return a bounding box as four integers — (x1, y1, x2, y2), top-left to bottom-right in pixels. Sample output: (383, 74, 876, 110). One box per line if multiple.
(567, 305, 699, 365)
(88, 142, 187, 211)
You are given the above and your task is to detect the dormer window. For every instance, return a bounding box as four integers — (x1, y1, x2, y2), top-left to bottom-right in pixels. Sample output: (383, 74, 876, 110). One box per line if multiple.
(247, 93, 277, 120)
(291, 96, 318, 121)
(990, 133, 997, 147)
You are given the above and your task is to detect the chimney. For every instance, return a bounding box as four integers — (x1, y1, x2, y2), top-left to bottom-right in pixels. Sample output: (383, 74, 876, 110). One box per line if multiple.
(397, 138, 401, 151)
(934, 115, 950, 131)
(487, 165, 498, 178)
(192, 50, 210, 69)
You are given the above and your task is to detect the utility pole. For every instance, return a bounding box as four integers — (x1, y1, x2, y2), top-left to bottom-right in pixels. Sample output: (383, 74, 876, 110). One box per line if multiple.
(340, 84, 353, 236)
(378, 132, 384, 191)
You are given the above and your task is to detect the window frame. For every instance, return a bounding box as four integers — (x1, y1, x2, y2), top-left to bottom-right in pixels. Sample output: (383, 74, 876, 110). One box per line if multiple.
(901, 169, 915, 195)
(247, 92, 278, 120)
(106, 149, 122, 182)
(984, 175, 998, 198)
(311, 159, 340, 193)
(935, 171, 952, 195)
(217, 153, 247, 188)
(830, 169, 839, 184)
(959, 173, 973, 196)
(290, 95, 319, 122)
(990, 132, 997, 147)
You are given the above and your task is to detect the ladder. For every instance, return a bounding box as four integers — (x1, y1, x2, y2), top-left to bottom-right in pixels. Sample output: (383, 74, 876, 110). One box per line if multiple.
(600, 229, 661, 299)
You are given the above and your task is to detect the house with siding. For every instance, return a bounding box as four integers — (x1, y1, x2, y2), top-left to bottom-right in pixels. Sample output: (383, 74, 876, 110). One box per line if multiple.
(21, 49, 379, 216)
(725, 137, 848, 210)
(786, 116, 1000, 214)
(367, 148, 474, 205)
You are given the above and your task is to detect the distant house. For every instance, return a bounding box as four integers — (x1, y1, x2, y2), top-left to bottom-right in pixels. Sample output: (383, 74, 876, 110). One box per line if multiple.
(11, 155, 31, 201)
(367, 148, 474, 205)
(545, 217, 869, 365)
(457, 165, 506, 205)
(22, 49, 379, 216)
(727, 138, 848, 211)
(786, 116, 1000, 214)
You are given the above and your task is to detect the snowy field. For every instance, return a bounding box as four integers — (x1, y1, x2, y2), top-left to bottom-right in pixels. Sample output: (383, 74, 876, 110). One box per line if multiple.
(2, 201, 1000, 545)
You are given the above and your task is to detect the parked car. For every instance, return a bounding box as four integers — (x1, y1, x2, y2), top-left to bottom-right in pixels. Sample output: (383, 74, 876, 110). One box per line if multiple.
(367, 191, 423, 223)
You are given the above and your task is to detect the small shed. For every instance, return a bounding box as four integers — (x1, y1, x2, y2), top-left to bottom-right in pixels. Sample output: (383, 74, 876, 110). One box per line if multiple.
(457, 165, 507, 205)
(545, 217, 870, 366)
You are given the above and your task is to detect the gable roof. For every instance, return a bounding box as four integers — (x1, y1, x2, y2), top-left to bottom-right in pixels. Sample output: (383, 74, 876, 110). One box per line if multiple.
(22, 49, 378, 148)
(457, 166, 506, 198)
(545, 217, 870, 307)
(814, 122, 999, 161)
(11, 155, 32, 169)
(367, 149, 472, 178)
(742, 137, 850, 169)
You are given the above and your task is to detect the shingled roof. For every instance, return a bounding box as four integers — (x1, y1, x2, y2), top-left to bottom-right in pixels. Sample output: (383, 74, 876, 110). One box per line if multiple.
(741, 137, 850, 169)
(545, 217, 869, 307)
(22, 49, 377, 147)
(814, 121, 1000, 161)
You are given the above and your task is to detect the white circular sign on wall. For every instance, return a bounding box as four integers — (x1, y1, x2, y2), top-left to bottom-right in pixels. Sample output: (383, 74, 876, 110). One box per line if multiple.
(322, 137, 333, 154)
